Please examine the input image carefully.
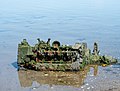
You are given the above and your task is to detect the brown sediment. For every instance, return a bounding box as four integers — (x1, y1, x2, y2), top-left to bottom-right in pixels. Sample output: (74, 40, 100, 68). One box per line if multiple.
(18, 65, 98, 87)
(18, 64, 120, 91)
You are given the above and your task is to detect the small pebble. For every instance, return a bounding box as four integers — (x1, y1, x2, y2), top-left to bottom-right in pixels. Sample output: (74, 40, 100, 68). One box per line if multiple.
(90, 75, 94, 76)
(86, 83, 89, 86)
(87, 87, 90, 89)
(50, 86, 53, 89)
(44, 73, 48, 76)
(32, 87, 37, 90)
(81, 86, 84, 88)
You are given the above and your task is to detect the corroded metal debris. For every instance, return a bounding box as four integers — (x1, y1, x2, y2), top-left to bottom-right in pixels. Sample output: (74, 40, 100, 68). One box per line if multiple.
(17, 38, 117, 71)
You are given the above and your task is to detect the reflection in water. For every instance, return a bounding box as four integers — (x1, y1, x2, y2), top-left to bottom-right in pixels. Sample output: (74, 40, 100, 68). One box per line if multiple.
(18, 65, 98, 88)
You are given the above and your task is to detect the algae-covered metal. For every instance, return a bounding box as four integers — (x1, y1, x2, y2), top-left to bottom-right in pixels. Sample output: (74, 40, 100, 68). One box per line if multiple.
(17, 38, 117, 71)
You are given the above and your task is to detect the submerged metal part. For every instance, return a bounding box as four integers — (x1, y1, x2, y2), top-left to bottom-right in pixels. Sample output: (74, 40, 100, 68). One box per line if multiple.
(17, 38, 117, 71)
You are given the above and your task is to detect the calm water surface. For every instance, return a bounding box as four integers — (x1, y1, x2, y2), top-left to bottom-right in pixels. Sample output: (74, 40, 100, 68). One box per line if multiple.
(0, 0, 120, 91)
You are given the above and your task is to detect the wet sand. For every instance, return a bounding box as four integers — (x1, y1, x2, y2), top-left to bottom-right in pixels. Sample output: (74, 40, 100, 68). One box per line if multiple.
(0, 0, 120, 91)
(84, 65, 120, 91)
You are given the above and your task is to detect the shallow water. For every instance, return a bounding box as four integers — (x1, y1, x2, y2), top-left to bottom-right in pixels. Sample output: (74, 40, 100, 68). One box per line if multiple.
(0, 0, 120, 91)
